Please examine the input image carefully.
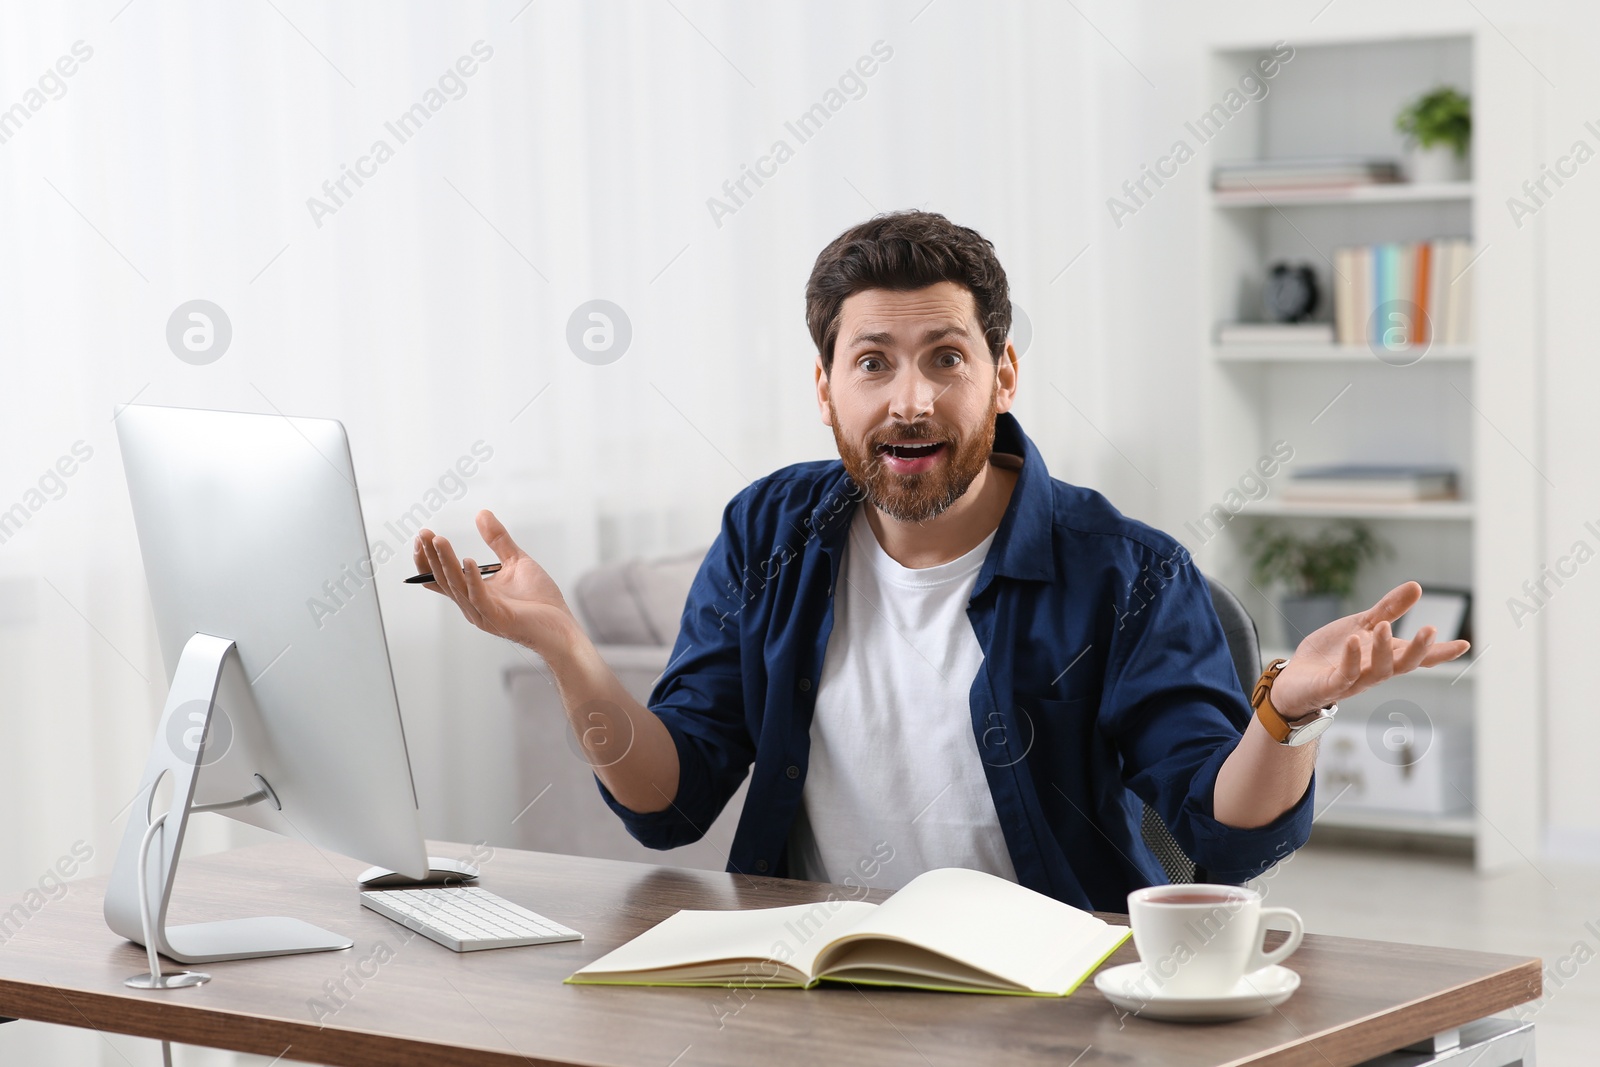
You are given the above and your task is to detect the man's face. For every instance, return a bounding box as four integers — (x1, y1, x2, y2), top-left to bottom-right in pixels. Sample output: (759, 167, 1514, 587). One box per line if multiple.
(816, 281, 1017, 523)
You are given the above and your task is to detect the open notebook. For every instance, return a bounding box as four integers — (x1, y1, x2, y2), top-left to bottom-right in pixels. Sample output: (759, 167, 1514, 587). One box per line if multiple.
(566, 868, 1130, 996)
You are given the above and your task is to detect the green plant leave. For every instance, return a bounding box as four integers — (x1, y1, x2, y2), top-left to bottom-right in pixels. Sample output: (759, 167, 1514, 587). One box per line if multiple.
(1247, 519, 1393, 598)
(1396, 86, 1471, 158)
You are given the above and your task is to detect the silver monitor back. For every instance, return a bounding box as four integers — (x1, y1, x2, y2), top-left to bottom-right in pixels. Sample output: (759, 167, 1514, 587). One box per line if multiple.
(115, 402, 428, 881)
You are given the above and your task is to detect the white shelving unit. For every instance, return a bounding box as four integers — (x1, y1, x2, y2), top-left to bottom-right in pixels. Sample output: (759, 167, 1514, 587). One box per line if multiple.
(1214, 344, 1472, 364)
(1211, 180, 1474, 208)
(1313, 807, 1477, 840)
(1245, 499, 1475, 521)
(1260, 647, 1479, 683)
(1196, 33, 1543, 871)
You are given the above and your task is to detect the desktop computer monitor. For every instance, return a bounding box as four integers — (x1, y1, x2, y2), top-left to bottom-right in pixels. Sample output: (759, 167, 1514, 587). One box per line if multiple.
(106, 403, 432, 967)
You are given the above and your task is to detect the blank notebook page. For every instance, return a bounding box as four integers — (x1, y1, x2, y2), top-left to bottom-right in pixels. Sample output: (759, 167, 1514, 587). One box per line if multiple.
(581, 900, 877, 977)
(819, 868, 1123, 991)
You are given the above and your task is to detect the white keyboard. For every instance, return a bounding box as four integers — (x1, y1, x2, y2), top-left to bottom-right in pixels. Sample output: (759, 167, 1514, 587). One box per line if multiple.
(360, 886, 583, 952)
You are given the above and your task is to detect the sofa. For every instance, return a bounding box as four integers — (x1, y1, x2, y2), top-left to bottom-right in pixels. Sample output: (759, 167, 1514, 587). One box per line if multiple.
(502, 546, 746, 871)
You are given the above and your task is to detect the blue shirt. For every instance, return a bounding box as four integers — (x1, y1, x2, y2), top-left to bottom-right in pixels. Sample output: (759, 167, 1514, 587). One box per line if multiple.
(597, 411, 1314, 911)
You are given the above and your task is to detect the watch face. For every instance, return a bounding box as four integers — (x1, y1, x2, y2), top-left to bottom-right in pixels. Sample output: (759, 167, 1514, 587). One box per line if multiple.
(1286, 713, 1336, 747)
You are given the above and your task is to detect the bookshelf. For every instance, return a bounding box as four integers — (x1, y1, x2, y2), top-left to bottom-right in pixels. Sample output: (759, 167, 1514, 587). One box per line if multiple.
(1312, 807, 1477, 841)
(1245, 499, 1475, 521)
(1196, 32, 1543, 871)
(1260, 647, 1478, 683)
(1213, 343, 1472, 364)
(1210, 180, 1474, 208)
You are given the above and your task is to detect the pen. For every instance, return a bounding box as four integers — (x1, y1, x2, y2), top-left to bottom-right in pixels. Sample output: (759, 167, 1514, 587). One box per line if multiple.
(405, 562, 502, 585)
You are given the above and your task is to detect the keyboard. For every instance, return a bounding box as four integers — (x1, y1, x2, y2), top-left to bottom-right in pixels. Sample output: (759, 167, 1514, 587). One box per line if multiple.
(360, 886, 583, 952)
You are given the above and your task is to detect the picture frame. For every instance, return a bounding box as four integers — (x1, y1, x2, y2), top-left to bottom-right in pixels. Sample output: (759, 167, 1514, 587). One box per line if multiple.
(1392, 587, 1472, 643)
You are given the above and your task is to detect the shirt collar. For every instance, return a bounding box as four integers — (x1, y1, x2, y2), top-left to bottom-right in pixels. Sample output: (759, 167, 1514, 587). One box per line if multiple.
(973, 410, 1056, 596)
(813, 411, 1056, 597)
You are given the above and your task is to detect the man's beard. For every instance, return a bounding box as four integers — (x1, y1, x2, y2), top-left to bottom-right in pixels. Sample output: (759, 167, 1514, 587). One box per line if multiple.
(829, 386, 999, 524)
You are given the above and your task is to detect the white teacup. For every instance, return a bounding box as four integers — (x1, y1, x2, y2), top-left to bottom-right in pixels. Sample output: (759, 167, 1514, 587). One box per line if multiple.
(1127, 883, 1304, 997)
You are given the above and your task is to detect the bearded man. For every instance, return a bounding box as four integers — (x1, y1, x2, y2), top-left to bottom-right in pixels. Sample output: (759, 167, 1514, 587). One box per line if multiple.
(415, 210, 1467, 910)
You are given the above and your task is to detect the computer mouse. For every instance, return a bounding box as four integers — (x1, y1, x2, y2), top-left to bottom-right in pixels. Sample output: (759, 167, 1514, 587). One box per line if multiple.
(357, 856, 481, 888)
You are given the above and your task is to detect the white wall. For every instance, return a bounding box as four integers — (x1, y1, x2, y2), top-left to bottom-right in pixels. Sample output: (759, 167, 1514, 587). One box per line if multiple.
(1509, 4, 1600, 863)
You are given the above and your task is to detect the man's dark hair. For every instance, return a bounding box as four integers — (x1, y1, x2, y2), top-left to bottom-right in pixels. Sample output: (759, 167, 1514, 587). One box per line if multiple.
(805, 210, 1011, 375)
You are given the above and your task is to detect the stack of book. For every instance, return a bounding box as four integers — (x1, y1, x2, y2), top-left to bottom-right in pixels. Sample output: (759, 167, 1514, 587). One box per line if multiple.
(1213, 156, 1401, 193)
(1333, 240, 1474, 347)
(1283, 464, 1460, 504)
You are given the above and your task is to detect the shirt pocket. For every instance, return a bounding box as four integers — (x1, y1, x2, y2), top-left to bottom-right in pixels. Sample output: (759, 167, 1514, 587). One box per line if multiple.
(1011, 691, 1127, 793)
(985, 692, 1098, 771)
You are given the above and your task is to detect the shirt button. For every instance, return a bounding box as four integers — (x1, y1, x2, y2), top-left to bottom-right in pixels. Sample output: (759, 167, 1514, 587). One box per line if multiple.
(755, 859, 769, 873)
(786, 765, 800, 779)
(797, 677, 812, 692)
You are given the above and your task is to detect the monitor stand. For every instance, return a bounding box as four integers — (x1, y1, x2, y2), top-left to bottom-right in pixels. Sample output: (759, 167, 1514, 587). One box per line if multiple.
(104, 633, 354, 974)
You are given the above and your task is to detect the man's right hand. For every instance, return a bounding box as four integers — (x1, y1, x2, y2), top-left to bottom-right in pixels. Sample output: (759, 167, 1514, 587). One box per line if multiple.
(414, 509, 581, 661)
(414, 508, 682, 815)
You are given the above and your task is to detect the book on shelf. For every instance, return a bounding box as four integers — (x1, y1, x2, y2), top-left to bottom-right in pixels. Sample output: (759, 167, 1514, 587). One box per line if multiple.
(1283, 464, 1460, 503)
(565, 867, 1131, 997)
(1212, 156, 1402, 192)
(1216, 322, 1335, 345)
(1333, 239, 1473, 347)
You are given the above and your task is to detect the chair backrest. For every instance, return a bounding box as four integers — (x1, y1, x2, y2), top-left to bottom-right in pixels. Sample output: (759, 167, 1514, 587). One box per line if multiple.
(1138, 575, 1263, 884)
(1207, 575, 1265, 702)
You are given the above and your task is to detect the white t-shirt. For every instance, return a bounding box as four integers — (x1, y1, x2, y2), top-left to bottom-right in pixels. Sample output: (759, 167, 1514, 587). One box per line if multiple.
(786, 503, 1019, 890)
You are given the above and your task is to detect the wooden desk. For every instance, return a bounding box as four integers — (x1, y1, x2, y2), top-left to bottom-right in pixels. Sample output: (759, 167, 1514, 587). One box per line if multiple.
(0, 840, 1540, 1067)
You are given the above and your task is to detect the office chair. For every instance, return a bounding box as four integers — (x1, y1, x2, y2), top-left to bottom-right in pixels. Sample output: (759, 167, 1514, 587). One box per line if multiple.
(1137, 575, 1263, 885)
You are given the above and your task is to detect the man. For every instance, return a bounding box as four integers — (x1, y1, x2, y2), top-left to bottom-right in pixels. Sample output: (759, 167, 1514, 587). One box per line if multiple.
(415, 211, 1468, 911)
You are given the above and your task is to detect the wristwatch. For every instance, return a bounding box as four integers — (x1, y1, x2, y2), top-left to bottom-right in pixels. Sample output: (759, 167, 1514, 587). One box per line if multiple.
(1250, 658, 1337, 746)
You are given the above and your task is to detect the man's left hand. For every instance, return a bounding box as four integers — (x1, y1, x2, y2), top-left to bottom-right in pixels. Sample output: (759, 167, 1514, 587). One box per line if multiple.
(1270, 581, 1471, 719)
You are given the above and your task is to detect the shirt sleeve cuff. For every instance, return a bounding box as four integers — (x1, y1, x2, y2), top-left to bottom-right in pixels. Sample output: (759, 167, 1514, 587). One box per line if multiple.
(593, 716, 711, 851)
(1185, 754, 1317, 883)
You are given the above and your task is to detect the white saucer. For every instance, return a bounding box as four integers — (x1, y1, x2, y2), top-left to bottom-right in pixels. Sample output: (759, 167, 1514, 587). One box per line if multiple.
(1093, 963, 1300, 1022)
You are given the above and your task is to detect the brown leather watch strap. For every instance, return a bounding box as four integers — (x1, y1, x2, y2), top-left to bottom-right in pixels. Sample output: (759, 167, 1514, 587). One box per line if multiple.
(1250, 657, 1293, 743)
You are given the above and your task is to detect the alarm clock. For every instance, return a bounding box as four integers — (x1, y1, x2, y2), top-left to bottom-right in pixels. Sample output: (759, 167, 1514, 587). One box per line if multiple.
(1264, 263, 1319, 323)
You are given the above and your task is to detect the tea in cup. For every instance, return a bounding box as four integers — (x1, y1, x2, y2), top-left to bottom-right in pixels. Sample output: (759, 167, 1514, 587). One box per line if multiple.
(1126, 884, 1304, 997)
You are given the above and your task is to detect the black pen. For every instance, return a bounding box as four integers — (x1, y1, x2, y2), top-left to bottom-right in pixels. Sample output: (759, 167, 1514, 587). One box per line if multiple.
(405, 563, 502, 585)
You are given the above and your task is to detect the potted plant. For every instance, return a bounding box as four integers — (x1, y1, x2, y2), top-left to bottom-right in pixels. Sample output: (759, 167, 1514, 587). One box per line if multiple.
(1247, 520, 1392, 645)
(1395, 86, 1471, 183)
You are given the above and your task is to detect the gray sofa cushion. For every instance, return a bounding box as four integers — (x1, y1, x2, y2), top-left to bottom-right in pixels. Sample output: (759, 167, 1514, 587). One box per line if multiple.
(572, 547, 708, 647)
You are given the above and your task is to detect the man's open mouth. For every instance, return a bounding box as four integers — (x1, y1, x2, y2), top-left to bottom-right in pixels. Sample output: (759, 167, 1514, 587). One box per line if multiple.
(878, 441, 947, 460)
(873, 439, 950, 474)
